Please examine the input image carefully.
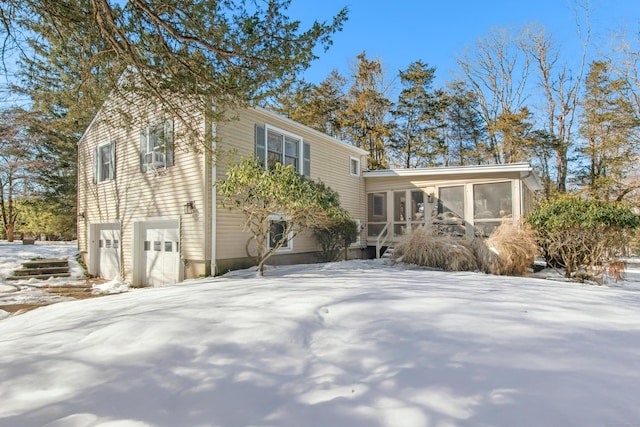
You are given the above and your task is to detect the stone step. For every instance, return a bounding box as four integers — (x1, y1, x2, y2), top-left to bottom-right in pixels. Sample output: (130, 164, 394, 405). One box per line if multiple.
(22, 259, 69, 269)
(6, 272, 71, 281)
(7, 258, 71, 281)
(11, 267, 70, 276)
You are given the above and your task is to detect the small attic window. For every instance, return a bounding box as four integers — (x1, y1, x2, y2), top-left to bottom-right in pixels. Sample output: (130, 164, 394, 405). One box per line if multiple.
(350, 157, 360, 176)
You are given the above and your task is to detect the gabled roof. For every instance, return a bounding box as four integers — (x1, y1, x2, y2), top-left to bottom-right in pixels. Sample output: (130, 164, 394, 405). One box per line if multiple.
(363, 162, 543, 191)
(78, 99, 369, 159)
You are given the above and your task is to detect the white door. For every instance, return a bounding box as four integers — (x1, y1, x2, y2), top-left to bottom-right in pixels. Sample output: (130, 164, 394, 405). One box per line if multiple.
(140, 221, 180, 286)
(97, 225, 121, 280)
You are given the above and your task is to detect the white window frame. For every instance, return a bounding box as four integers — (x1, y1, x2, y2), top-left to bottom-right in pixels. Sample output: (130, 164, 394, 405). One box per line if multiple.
(264, 125, 303, 173)
(95, 141, 115, 183)
(267, 214, 293, 251)
(350, 156, 361, 176)
(141, 120, 174, 172)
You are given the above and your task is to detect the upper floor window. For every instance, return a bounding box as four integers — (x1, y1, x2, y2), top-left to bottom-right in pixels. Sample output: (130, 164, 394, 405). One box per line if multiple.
(93, 141, 115, 183)
(256, 124, 310, 177)
(140, 120, 174, 172)
(350, 156, 360, 176)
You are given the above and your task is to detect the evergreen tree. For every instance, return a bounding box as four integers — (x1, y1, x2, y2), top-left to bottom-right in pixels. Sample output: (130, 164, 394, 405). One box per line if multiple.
(4, 0, 348, 140)
(390, 60, 446, 168)
(578, 60, 640, 201)
(490, 107, 536, 164)
(274, 70, 347, 138)
(340, 52, 393, 169)
(15, 6, 118, 236)
(443, 80, 489, 166)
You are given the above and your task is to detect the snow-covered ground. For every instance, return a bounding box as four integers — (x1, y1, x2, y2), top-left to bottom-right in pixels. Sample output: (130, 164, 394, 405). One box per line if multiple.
(0, 242, 128, 314)
(0, 241, 87, 310)
(1, 243, 640, 427)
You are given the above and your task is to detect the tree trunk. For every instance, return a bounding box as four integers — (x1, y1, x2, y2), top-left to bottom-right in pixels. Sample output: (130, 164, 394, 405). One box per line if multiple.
(5, 223, 14, 242)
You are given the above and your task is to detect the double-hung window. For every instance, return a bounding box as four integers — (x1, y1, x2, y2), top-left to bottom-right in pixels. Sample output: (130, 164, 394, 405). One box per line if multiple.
(93, 141, 115, 183)
(140, 120, 174, 172)
(256, 124, 310, 177)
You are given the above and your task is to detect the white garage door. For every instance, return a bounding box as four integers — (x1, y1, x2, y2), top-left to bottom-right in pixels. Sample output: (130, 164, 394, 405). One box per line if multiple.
(97, 224, 121, 280)
(140, 220, 180, 286)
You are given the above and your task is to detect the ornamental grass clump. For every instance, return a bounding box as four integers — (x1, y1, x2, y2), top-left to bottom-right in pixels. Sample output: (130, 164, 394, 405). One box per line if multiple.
(475, 222, 538, 276)
(393, 222, 537, 276)
(392, 227, 477, 272)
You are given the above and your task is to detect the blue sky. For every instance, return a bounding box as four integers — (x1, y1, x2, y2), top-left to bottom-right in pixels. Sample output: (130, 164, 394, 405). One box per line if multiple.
(289, 0, 640, 89)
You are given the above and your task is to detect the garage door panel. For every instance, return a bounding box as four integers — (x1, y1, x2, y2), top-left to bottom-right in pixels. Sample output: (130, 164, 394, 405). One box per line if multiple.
(91, 223, 122, 280)
(139, 220, 180, 286)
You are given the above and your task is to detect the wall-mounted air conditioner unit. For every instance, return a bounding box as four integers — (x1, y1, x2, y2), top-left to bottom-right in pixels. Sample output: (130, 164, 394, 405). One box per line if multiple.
(144, 150, 166, 168)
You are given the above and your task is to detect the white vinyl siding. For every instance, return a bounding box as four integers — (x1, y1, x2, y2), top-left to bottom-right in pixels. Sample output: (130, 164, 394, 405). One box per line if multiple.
(77, 99, 209, 285)
(217, 108, 366, 261)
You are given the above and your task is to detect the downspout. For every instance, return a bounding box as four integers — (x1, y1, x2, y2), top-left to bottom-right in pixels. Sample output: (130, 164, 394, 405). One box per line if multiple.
(210, 115, 218, 276)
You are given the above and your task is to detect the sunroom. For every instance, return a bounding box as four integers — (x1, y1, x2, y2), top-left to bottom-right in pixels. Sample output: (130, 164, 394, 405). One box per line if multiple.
(363, 163, 542, 257)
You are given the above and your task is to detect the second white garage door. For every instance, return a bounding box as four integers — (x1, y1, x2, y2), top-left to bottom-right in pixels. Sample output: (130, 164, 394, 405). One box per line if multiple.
(139, 219, 180, 286)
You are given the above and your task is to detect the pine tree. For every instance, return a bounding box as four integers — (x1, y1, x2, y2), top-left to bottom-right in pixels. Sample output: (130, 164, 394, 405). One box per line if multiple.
(578, 60, 640, 200)
(274, 70, 347, 138)
(443, 81, 490, 165)
(3, 1, 347, 114)
(340, 52, 393, 169)
(390, 61, 446, 168)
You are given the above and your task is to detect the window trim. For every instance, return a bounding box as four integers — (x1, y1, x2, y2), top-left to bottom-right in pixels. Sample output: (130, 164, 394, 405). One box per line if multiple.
(267, 214, 293, 251)
(266, 125, 302, 171)
(256, 124, 310, 177)
(140, 119, 174, 173)
(350, 156, 361, 176)
(94, 140, 115, 183)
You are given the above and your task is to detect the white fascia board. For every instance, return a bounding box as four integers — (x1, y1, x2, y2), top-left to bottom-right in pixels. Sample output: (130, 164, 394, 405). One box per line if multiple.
(254, 106, 369, 156)
(363, 163, 535, 178)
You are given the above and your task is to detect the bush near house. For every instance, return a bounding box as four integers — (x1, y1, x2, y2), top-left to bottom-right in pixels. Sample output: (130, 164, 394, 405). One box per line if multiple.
(392, 222, 537, 276)
(313, 217, 359, 262)
(218, 158, 350, 276)
(526, 195, 640, 280)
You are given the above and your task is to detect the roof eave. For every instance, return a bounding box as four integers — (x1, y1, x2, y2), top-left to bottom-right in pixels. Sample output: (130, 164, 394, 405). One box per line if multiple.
(363, 163, 535, 178)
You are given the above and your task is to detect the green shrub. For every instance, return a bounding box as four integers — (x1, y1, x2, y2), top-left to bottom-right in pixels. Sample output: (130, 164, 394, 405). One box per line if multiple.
(314, 217, 359, 262)
(526, 195, 640, 279)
